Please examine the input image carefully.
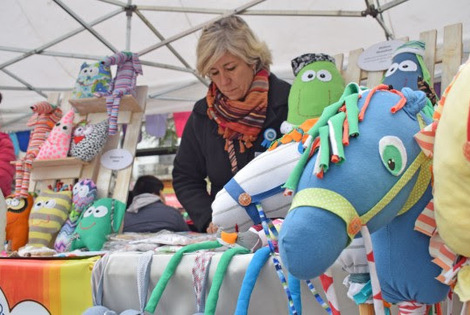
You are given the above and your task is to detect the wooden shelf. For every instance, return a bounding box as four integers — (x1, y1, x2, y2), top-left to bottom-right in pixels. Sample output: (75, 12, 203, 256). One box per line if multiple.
(31, 157, 88, 168)
(13, 158, 89, 181)
(69, 94, 142, 115)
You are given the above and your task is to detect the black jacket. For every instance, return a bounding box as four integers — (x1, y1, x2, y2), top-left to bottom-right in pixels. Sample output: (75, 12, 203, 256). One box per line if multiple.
(172, 73, 291, 232)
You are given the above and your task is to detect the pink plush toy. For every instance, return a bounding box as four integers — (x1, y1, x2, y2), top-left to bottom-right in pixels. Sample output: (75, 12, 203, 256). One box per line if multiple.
(14, 102, 62, 198)
(36, 109, 75, 160)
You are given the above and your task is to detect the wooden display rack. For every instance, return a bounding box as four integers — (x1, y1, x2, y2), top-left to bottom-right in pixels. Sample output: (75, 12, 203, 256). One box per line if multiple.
(25, 86, 148, 204)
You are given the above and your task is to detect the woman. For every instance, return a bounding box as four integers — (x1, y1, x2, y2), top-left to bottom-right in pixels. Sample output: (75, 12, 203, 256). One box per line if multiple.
(172, 16, 291, 233)
(123, 175, 189, 233)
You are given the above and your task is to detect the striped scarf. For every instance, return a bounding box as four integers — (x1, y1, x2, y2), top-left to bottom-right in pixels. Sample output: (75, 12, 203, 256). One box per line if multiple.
(207, 69, 269, 173)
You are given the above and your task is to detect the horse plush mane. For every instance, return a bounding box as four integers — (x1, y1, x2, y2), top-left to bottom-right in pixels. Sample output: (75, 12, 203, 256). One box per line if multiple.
(279, 85, 449, 310)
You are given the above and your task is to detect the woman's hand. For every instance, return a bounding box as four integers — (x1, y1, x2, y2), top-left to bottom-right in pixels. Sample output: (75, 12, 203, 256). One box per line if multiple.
(206, 222, 219, 234)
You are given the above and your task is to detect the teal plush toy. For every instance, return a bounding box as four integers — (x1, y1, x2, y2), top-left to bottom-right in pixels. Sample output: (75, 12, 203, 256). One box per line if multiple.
(71, 198, 126, 251)
(282, 53, 345, 133)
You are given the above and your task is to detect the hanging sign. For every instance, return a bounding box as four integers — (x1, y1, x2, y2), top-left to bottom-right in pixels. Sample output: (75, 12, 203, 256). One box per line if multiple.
(100, 149, 133, 170)
(357, 39, 405, 71)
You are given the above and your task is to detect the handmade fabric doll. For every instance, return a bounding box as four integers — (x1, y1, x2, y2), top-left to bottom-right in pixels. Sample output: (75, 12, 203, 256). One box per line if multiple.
(71, 198, 126, 251)
(69, 119, 109, 162)
(23, 189, 72, 252)
(94, 51, 143, 135)
(5, 193, 33, 251)
(382, 40, 437, 118)
(54, 179, 97, 252)
(414, 56, 470, 301)
(36, 109, 75, 160)
(282, 53, 345, 133)
(14, 101, 62, 198)
(71, 61, 112, 99)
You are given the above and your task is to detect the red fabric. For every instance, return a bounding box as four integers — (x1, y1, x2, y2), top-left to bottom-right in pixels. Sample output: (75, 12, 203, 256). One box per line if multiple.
(0, 132, 16, 196)
(173, 111, 191, 138)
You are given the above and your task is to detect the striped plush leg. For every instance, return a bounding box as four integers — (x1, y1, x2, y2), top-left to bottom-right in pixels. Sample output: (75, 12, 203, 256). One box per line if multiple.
(14, 160, 24, 198)
(19, 160, 33, 198)
(397, 301, 427, 315)
(108, 92, 123, 136)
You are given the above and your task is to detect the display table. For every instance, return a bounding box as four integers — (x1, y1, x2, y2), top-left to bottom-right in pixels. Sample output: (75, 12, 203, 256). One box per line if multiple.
(101, 251, 358, 315)
(0, 256, 99, 315)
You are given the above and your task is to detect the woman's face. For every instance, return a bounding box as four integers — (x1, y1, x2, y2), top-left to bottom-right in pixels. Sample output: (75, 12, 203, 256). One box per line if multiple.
(208, 52, 255, 101)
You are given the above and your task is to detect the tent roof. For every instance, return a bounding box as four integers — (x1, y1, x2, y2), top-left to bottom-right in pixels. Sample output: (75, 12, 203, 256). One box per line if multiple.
(0, 0, 469, 132)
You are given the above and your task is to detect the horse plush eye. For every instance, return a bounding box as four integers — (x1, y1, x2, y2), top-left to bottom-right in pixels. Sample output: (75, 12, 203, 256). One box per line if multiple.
(398, 60, 418, 72)
(93, 205, 108, 218)
(379, 136, 407, 176)
(84, 207, 95, 217)
(301, 70, 316, 82)
(385, 62, 399, 77)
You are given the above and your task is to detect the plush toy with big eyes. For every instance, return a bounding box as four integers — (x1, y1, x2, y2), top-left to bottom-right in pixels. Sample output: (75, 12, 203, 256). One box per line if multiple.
(71, 198, 126, 251)
(5, 194, 33, 251)
(71, 61, 112, 99)
(54, 179, 97, 252)
(36, 109, 75, 160)
(69, 119, 108, 162)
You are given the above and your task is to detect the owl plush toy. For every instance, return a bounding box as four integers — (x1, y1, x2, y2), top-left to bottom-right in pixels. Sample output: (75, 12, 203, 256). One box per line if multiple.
(69, 119, 109, 162)
(71, 61, 112, 99)
(36, 109, 75, 160)
(54, 179, 97, 252)
(5, 194, 34, 251)
(71, 198, 126, 251)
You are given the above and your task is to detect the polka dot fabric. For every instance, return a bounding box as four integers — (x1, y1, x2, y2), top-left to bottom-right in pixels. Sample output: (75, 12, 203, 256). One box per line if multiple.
(37, 109, 75, 160)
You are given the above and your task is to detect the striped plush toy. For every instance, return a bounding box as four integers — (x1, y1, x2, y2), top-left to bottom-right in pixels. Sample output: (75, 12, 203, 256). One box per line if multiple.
(94, 51, 143, 135)
(14, 102, 62, 198)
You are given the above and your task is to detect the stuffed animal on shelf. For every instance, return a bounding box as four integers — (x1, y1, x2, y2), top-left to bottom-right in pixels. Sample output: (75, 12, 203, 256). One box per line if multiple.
(36, 109, 75, 160)
(5, 193, 33, 251)
(94, 51, 143, 136)
(24, 188, 72, 250)
(14, 101, 62, 198)
(54, 179, 97, 253)
(382, 40, 437, 118)
(69, 119, 108, 162)
(414, 56, 470, 302)
(282, 53, 345, 133)
(71, 61, 112, 99)
(71, 198, 126, 251)
(278, 85, 450, 312)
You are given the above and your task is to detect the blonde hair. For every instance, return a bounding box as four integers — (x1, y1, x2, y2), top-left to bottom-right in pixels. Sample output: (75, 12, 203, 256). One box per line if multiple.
(196, 15, 272, 77)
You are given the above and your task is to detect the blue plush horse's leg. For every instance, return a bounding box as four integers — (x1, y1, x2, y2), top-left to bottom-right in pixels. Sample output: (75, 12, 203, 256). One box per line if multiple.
(288, 273, 302, 315)
(234, 247, 271, 315)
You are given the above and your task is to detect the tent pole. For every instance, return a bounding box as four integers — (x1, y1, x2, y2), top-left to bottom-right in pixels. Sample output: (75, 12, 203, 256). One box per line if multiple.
(126, 0, 133, 51)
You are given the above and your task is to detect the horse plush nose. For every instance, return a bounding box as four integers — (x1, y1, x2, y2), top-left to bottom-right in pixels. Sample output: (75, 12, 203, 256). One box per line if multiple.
(279, 205, 350, 280)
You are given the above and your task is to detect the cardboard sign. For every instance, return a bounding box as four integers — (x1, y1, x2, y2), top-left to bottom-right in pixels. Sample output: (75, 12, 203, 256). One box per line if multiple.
(100, 149, 133, 170)
(357, 40, 405, 71)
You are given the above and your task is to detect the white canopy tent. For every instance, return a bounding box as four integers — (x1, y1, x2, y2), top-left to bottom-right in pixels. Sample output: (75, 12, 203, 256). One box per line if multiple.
(0, 0, 469, 132)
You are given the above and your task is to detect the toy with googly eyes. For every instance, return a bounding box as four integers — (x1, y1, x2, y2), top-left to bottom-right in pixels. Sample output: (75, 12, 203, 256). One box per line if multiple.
(69, 119, 108, 162)
(382, 40, 437, 118)
(5, 193, 33, 251)
(71, 198, 126, 251)
(26, 189, 72, 248)
(36, 109, 75, 160)
(281, 53, 345, 134)
(54, 179, 97, 252)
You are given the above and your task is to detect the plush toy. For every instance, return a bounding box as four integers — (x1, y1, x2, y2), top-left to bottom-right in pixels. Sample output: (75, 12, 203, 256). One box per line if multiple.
(36, 109, 75, 160)
(212, 82, 365, 233)
(69, 119, 108, 162)
(94, 51, 143, 135)
(282, 53, 345, 132)
(14, 101, 62, 198)
(54, 179, 97, 252)
(5, 194, 33, 251)
(71, 198, 126, 251)
(382, 40, 437, 118)
(71, 61, 112, 99)
(414, 56, 470, 301)
(26, 189, 72, 249)
(279, 85, 450, 310)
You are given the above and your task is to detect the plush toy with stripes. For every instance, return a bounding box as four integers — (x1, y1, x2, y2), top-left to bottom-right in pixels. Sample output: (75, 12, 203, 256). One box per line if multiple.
(94, 51, 143, 135)
(14, 102, 62, 198)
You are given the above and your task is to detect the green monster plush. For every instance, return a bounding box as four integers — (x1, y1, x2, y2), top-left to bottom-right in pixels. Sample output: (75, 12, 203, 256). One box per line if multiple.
(71, 198, 126, 251)
(282, 53, 345, 133)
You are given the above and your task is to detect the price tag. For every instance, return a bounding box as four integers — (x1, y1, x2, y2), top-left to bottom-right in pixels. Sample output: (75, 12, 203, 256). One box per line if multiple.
(100, 149, 133, 170)
(357, 40, 405, 71)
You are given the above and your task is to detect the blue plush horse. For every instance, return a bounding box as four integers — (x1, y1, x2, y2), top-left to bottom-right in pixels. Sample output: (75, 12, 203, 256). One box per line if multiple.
(278, 85, 450, 310)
